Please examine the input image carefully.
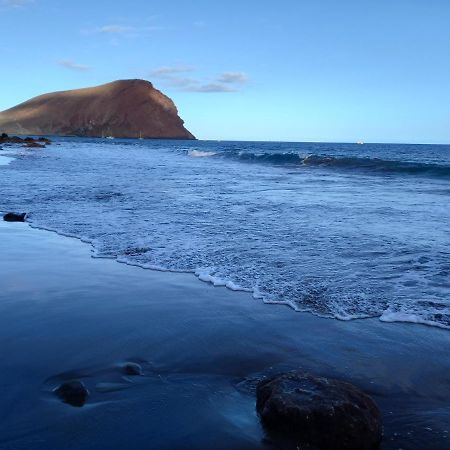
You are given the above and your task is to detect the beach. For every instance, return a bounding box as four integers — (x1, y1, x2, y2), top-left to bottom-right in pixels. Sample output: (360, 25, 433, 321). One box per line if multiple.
(0, 220, 449, 449)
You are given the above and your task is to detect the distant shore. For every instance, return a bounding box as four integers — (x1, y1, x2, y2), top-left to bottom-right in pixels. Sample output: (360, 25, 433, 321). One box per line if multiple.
(0, 220, 449, 449)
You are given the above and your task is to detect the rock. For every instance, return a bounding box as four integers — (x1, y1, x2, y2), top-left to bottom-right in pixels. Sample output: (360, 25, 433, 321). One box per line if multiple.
(256, 371, 383, 450)
(122, 362, 143, 376)
(54, 380, 89, 407)
(0, 79, 196, 139)
(24, 142, 45, 148)
(0, 133, 52, 146)
(3, 212, 27, 222)
(0, 134, 22, 144)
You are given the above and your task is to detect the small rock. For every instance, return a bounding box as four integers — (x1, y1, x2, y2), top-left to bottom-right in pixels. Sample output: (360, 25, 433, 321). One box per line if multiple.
(122, 362, 143, 376)
(54, 380, 89, 407)
(256, 370, 383, 450)
(3, 212, 27, 222)
(23, 142, 45, 148)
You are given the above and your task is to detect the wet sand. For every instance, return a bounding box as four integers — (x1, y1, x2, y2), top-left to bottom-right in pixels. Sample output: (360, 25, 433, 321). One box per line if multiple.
(0, 221, 449, 449)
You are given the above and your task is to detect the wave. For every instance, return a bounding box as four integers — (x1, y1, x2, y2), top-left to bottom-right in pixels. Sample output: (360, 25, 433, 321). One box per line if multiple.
(3, 139, 450, 332)
(203, 150, 450, 178)
(188, 150, 217, 157)
(16, 218, 450, 332)
(0, 155, 14, 166)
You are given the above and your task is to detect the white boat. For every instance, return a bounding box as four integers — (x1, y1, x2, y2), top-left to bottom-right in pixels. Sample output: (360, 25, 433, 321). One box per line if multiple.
(106, 136, 115, 140)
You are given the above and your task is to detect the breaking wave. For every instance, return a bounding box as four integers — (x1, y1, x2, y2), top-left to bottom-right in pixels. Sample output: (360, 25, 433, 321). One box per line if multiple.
(208, 151, 450, 178)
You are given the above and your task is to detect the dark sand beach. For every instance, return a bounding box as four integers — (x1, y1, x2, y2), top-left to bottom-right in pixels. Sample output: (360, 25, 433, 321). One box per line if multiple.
(0, 220, 449, 449)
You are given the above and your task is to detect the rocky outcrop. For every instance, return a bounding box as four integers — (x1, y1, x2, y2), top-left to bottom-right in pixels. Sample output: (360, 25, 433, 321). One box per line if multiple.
(121, 362, 143, 376)
(3, 213, 27, 222)
(0, 80, 195, 140)
(0, 133, 50, 148)
(54, 380, 89, 407)
(256, 371, 383, 450)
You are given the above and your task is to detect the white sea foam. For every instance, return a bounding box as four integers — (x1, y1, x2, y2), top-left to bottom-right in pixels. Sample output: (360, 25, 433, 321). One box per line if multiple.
(188, 150, 217, 157)
(0, 155, 14, 166)
(380, 310, 450, 330)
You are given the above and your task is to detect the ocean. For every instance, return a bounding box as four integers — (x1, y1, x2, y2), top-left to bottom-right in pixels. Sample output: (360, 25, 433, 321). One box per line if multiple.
(1, 138, 449, 329)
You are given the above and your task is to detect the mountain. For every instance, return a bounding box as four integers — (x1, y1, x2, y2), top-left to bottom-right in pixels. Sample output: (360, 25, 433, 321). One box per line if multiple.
(0, 80, 195, 139)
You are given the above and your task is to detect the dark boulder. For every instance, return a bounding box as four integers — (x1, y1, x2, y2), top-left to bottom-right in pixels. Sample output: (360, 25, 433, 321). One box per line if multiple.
(256, 371, 383, 450)
(122, 362, 143, 376)
(54, 380, 89, 407)
(24, 142, 45, 148)
(3, 212, 27, 222)
(0, 133, 51, 145)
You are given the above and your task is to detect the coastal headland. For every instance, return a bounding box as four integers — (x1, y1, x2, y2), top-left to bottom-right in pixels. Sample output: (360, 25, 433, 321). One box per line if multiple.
(0, 80, 195, 140)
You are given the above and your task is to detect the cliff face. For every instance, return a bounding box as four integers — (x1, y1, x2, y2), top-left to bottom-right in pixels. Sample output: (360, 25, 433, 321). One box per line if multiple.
(0, 80, 195, 139)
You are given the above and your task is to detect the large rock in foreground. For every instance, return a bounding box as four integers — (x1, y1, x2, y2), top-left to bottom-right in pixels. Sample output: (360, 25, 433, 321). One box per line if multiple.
(0, 80, 195, 140)
(256, 371, 383, 450)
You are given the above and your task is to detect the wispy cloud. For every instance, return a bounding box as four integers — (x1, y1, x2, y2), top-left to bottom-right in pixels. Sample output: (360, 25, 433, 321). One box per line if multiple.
(57, 60, 91, 71)
(96, 25, 132, 34)
(190, 83, 236, 93)
(150, 66, 195, 77)
(82, 23, 164, 38)
(150, 66, 249, 93)
(1, 0, 33, 8)
(218, 72, 248, 84)
(193, 21, 206, 28)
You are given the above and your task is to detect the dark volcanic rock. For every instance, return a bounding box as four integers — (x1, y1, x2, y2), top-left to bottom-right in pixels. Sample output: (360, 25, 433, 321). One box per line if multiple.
(122, 362, 143, 376)
(0, 134, 23, 144)
(256, 371, 383, 450)
(0, 133, 51, 147)
(54, 380, 89, 407)
(3, 212, 27, 222)
(24, 142, 45, 148)
(0, 79, 195, 139)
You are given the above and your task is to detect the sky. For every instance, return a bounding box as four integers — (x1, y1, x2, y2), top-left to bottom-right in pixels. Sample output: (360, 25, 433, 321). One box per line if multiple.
(1, 0, 450, 143)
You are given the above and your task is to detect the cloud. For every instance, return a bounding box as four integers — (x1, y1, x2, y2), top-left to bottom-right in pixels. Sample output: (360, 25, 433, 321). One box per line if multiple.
(193, 21, 206, 28)
(57, 60, 91, 71)
(83, 23, 165, 38)
(218, 72, 248, 84)
(149, 66, 195, 77)
(96, 25, 132, 34)
(188, 83, 236, 93)
(150, 66, 248, 93)
(1, 0, 33, 8)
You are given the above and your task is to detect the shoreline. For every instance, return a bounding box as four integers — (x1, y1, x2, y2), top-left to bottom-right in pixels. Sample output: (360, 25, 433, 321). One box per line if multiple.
(0, 220, 449, 449)
(22, 218, 449, 331)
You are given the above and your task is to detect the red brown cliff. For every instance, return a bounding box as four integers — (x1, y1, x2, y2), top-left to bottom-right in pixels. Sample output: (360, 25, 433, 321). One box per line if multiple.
(0, 80, 195, 139)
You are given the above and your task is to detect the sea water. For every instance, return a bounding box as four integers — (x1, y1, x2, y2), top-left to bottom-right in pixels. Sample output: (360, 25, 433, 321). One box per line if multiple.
(1, 139, 449, 329)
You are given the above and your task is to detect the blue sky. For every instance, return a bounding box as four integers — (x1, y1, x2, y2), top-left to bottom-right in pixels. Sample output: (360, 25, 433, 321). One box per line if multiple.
(1, 0, 450, 143)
